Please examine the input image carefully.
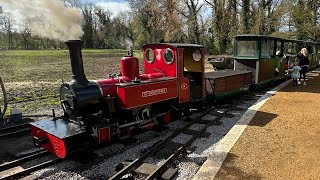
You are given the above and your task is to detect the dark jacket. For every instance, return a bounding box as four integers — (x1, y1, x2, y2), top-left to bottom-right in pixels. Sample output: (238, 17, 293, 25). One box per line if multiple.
(297, 52, 309, 66)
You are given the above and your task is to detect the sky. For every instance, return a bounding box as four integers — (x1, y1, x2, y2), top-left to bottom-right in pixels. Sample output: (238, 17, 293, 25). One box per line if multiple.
(86, 0, 211, 18)
(85, 0, 130, 17)
(0, 0, 211, 31)
(0, 0, 131, 17)
(1, 0, 211, 19)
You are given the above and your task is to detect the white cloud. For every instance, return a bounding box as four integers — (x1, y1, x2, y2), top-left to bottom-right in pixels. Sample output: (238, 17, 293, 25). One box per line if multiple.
(95, 1, 130, 18)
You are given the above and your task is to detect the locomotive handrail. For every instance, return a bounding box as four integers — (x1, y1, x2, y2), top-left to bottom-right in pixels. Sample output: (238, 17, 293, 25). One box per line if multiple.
(143, 68, 166, 78)
(118, 76, 128, 83)
(0, 77, 8, 121)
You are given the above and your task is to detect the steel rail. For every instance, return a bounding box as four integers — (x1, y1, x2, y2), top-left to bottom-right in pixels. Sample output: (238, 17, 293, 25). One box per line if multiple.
(145, 105, 233, 179)
(108, 106, 216, 180)
(0, 150, 49, 171)
(0, 123, 31, 138)
(0, 158, 62, 180)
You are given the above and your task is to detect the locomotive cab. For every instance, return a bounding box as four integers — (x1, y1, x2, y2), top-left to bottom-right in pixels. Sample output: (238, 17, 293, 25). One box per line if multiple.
(182, 47, 204, 100)
(143, 43, 205, 105)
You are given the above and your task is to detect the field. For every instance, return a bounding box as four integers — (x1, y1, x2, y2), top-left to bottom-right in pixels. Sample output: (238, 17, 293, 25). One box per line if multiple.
(0, 49, 143, 118)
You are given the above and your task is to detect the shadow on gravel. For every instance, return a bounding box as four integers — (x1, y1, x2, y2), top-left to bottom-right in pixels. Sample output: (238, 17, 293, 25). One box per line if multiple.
(214, 153, 263, 180)
(248, 111, 278, 127)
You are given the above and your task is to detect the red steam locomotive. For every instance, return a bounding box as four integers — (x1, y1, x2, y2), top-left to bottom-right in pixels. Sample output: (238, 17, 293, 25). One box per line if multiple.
(30, 35, 320, 159)
(30, 40, 208, 158)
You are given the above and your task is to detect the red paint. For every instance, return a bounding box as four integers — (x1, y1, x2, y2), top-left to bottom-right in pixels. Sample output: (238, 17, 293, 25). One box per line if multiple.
(97, 77, 130, 97)
(97, 73, 165, 97)
(143, 45, 177, 78)
(31, 126, 67, 159)
(98, 127, 110, 144)
(139, 73, 164, 80)
(164, 113, 171, 124)
(118, 79, 178, 109)
(177, 48, 190, 103)
(121, 56, 139, 80)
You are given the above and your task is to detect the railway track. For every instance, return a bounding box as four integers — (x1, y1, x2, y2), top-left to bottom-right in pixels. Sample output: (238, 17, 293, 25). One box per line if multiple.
(0, 123, 31, 139)
(0, 95, 254, 180)
(0, 150, 61, 180)
(109, 102, 240, 180)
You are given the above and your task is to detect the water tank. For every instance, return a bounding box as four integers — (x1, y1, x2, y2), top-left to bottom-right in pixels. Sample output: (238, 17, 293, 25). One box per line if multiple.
(121, 56, 139, 80)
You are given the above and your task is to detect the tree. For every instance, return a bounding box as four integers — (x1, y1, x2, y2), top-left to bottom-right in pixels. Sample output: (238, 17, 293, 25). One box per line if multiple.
(205, 0, 237, 53)
(64, 0, 83, 8)
(177, 0, 203, 44)
(161, 0, 185, 42)
(117, 12, 135, 48)
(242, 0, 251, 34)
(82, 5, 94, 48)
(129, 0, 164, 46)
(307, 0, 320, 40)
(0, 12, 15, 49)
(20, 18, 32, 49)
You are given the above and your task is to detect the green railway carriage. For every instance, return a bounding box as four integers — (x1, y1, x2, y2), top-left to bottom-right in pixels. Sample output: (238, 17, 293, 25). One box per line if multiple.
(233, 35, 320, 87)
(233, 35, 287, 85)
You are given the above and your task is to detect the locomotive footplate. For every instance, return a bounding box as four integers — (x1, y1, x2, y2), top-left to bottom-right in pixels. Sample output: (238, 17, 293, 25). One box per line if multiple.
(30, 118, 87, 158)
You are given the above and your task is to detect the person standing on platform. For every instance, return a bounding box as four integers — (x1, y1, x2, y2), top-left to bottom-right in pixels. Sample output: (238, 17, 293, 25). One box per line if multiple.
(297, 48, 309, 85)
(291, 61, 301, 86)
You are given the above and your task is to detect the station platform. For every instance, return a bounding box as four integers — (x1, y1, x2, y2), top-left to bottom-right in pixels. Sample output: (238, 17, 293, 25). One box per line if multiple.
(194, 69, 320, 180)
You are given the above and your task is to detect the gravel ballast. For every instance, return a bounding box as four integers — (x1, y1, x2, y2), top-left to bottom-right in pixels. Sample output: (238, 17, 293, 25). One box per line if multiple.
(20, 91, 262, 179)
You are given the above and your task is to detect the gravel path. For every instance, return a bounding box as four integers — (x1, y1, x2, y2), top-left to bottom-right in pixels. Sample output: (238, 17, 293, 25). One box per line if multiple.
(214, 70, 320, 179)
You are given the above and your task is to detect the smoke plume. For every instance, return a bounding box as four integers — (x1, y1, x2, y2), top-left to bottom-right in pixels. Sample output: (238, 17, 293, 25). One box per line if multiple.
(0, 0, 84, 41)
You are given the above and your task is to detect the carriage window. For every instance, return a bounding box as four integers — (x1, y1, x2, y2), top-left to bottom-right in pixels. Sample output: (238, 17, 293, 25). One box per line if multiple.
(298, 43, 304, 51)
(163, 48, 174, 64)
(192, 49, 202, 61)
(291, 43, 297, 54)
(269, 40, 275, 56)
(283, 42, 288, 54)
(276, 41, 282, 55)
(307, 46, 313, 54)
(289, 43, 297, 54)
(236, 40, 258, 57)
(145, 48, 155, 64)
(261, 40, 268, 57)
(261, 39, 270, 57)
(261, 39, 274, 57)
(287, 42, 293, 54)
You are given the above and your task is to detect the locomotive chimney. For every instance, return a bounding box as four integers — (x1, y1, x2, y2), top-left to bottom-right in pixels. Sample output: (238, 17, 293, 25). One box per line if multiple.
(65, 40, 89, 85)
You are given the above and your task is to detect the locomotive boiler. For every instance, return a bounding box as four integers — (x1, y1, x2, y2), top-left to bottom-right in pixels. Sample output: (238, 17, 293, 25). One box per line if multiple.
(30, 40, 206, 158)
